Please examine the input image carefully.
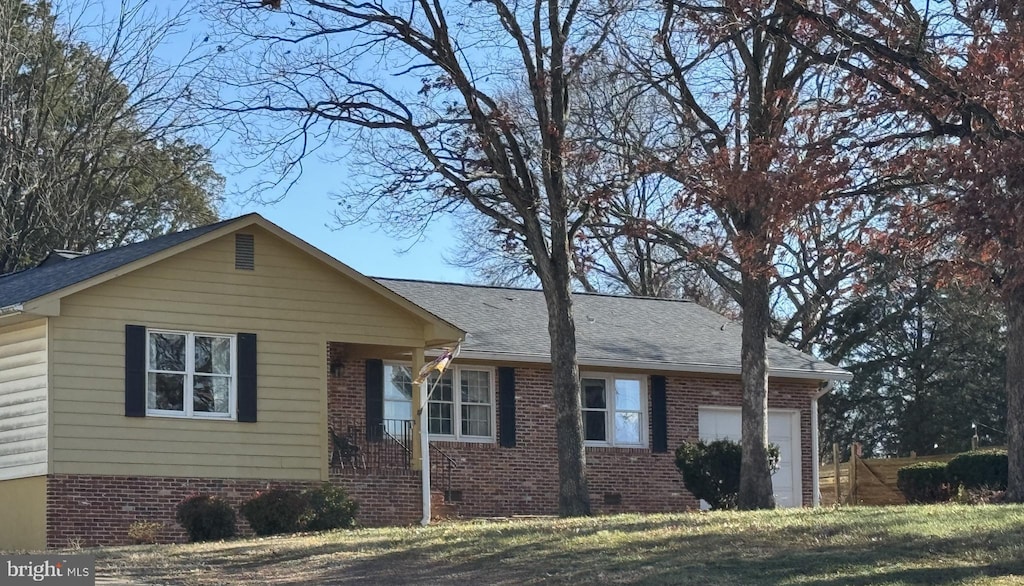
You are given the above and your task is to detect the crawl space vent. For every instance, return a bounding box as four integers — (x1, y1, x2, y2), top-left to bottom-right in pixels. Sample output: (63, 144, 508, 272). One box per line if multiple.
(603, 493, 622, 505)
(235, 233, 255, 270)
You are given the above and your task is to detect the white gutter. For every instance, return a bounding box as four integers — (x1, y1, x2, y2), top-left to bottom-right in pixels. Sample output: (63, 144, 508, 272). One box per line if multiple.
(0, 303, 23, 316)
(811, 380, 835, 507)
(439, 349, 853, 382)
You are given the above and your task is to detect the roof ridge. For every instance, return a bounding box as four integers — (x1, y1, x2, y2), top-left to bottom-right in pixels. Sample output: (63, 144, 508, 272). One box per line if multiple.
(373, 276, 695, 304)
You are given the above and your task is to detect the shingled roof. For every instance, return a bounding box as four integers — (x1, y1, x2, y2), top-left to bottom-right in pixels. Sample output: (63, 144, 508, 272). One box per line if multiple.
(0, 217, 847, 381)
(0, 218, 239, 310)
(378, 278, 850, 381)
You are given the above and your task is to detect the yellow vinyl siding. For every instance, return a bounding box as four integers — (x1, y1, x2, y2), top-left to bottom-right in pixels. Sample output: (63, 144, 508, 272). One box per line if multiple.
(49, 226, 431, 480)
(0, 319, 48, 481)
(0, 475, 46, 551)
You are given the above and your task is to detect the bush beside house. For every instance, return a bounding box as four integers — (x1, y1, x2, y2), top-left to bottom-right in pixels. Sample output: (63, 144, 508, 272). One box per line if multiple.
(896, 449, 1008, 504)
(896, 462, 951, 503)
(946, 450, 1008, 490)
(675, 439, 780, 510)
(240, 489, 308, 536)
(176, 495, 237, 542)
(303, 483, 358, 531)
(177, 485, 359, 542)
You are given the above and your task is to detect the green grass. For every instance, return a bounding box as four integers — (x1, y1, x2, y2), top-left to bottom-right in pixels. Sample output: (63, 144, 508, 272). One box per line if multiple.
(91, 505, 1024, 585)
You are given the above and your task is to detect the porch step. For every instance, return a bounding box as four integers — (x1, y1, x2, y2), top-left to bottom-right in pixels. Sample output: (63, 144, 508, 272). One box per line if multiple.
(431, 489, 459, 520)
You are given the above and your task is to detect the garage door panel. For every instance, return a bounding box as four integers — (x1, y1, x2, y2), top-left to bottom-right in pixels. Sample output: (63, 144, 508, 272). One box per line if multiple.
(698, 407, 801, 508)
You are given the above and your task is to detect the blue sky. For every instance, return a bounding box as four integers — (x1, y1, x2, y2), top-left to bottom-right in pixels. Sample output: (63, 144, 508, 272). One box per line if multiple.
(86, 0, 473, 284)
(217, 156, 471, 284)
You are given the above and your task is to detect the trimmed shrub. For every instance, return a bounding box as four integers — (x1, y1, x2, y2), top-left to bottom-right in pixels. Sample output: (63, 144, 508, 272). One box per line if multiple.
(302, 483, 359, 531)
(896, 461, 951, 503)
(175, 494, 237, 542)
(675, 439, 781, 510)
(947, 449, 1008, 491)
(240, 488, 308, 536)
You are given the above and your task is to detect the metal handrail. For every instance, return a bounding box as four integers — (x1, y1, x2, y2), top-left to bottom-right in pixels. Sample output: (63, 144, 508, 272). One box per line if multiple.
(430, 442, 457, 499)
(332, 418, 457, 499)
(381, 420, 412, 467)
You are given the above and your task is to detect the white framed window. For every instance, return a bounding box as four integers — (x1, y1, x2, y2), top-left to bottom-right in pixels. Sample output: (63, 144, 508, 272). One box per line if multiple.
(383, 362, 495, 442)
(427, 369, 456, 436)
(581, 374, 646, 447)
(146, 329, 236, 419)
(383, 364, 414, 437)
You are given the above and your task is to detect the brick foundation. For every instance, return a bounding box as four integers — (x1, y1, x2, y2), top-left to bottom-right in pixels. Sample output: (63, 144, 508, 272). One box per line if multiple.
(45, 474, 318, 548)
(44, 348, 822, 548)
(329, 344, 820, 522)
(328, 469, 422, 526)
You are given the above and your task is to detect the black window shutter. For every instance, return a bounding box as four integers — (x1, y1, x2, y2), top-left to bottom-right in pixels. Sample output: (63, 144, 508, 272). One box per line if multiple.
(124, 325, 146, 417)
(237, 333, 258, 422)
(498, 366, 517, 447)
(365, 359, 384, 442)
(651, 375, 668, 453)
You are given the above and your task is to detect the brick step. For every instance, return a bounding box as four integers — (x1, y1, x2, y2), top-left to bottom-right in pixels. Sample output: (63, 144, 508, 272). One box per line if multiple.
(430, 489, 459, 520)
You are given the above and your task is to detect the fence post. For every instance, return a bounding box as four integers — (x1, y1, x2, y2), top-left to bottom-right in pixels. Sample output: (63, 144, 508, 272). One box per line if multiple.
(832, 442, 841, 505)
(849, 443, 859, 505)
(972, 433, 979, 451)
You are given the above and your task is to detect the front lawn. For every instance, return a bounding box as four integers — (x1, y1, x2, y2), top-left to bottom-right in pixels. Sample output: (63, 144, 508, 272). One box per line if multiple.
(92, 505, 1024, 585)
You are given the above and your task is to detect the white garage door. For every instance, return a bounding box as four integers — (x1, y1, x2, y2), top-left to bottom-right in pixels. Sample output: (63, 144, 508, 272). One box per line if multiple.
(697, 407, 802, 508)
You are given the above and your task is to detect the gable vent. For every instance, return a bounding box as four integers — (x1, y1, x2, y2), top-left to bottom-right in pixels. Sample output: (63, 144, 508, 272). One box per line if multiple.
(235, 233, 255, 270)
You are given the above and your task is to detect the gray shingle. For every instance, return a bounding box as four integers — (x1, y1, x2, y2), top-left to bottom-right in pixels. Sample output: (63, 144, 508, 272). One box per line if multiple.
(0, 217, 239, 308)
(378, 278, 849, 380)
(0, 215, 847, 381)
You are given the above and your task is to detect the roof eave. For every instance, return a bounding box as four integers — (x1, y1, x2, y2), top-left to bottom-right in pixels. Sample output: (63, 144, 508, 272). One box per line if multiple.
(447, 349, 853, 381)
(4, 214, 466, 344)
(15, 215, 261, 311)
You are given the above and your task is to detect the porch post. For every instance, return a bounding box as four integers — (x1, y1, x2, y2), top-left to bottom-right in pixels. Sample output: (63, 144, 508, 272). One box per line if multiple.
(411, 346, 432, 525)
(411, 348, 425, 471)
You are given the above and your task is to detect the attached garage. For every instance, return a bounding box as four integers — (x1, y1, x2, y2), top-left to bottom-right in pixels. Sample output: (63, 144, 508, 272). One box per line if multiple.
(698, 406, 803, 507)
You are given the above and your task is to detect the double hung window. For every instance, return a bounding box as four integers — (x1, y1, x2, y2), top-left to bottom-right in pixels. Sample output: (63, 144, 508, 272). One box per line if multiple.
(581, 374, 645, 447)
(383, 363, 494, 441)
(147, 330, 235, 418)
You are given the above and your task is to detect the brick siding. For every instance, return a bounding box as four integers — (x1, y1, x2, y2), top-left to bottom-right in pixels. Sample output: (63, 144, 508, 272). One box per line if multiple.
(44, 347, 821, 548)
(328, 469, 422, 526)
(328, 343, 820, 523)
(45, 474, 318, 548)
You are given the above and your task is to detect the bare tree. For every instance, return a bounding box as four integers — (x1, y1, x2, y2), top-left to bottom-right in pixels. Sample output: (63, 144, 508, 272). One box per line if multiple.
(205, 0, 626, 515)
(0, 0, 221, 273)
(609, 0, 889, 508)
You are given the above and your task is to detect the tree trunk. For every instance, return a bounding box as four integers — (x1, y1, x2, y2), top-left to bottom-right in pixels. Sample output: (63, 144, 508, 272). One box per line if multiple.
(541, 270, 592, 516)
(1005, 284, 1024, 502)
(737, 267, 776, 510)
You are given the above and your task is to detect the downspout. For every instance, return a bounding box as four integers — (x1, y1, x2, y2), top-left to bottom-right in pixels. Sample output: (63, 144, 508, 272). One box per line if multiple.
(811, 380, 835, 507)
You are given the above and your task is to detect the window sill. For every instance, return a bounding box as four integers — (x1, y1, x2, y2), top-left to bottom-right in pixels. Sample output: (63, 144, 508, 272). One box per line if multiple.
(428, 435, 495, 444)
(585, 444, 649, 453)
(144, 411, 236, 421)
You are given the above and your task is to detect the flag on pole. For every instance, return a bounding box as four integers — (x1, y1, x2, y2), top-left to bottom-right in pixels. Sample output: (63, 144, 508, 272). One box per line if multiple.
(413, 342, 462, 385)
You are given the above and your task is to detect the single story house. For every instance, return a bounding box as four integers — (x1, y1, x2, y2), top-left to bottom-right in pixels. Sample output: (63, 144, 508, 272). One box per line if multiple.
(0, 214, 850, 549)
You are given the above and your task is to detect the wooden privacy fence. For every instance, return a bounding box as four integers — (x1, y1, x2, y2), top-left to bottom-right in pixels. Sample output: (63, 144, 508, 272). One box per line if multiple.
(819, 443, 958, 506)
